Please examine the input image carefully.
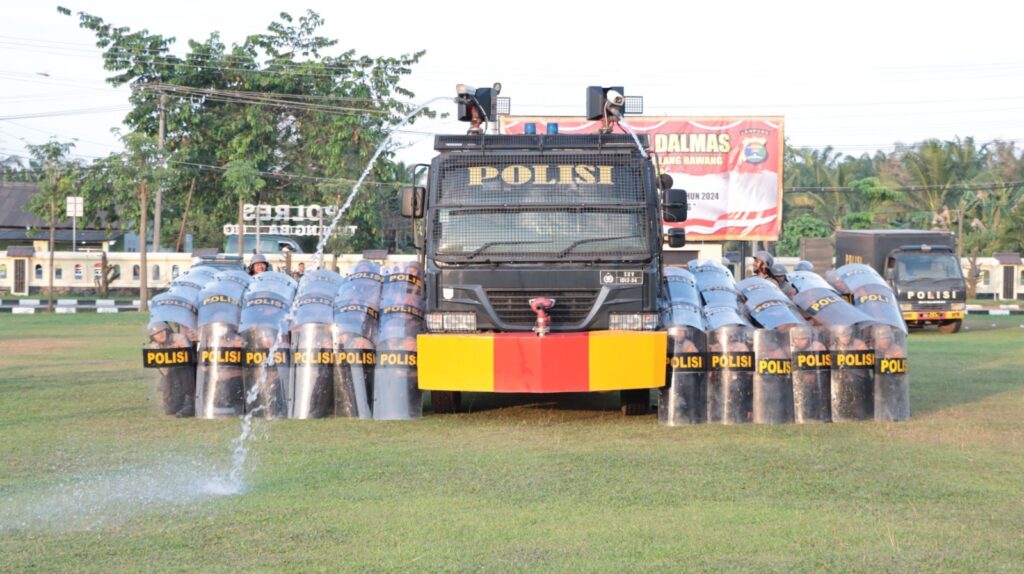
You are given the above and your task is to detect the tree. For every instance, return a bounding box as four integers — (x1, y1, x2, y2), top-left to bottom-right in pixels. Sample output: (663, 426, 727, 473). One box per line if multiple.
(64, 7, 431, 251)
(82, 132, 162, 310)
(775, 214, 832, 257)
(223, 159, 266, 256)
(25, 140, 78, 311)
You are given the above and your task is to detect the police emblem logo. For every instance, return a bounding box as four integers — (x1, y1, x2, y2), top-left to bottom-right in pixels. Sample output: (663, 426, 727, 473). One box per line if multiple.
(742, 137, 768, 165)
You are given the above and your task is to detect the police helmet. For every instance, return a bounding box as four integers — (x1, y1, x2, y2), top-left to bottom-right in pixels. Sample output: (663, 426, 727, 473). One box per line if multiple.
(249, 253, 271, 274)
(795, 260, 815, 272)
(754, 251, 774, 268)
(770, 262, 788, 278)
(148, 320, 172, 341)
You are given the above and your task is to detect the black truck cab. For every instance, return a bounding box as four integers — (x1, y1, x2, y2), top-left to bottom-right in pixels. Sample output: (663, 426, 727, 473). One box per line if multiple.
(417, 133, 663, 333)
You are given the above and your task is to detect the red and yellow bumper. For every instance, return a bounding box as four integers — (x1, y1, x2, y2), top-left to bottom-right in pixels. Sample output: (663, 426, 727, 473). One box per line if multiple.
(417, 331, 666, 393)
(903, 310, 964, 321)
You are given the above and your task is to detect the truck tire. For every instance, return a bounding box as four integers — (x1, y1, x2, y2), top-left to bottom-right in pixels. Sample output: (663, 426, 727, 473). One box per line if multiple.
(620, 389, 650, 416)
(431, 391, 461, 414)
(937, 319, 962, 334)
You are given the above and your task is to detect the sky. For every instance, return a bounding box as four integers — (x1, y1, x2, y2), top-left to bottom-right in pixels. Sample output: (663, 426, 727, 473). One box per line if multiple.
(2, 0, 1023, 168)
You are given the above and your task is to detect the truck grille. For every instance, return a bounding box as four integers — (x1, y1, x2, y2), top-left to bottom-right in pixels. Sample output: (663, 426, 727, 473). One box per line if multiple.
(485, 288, 599, 326)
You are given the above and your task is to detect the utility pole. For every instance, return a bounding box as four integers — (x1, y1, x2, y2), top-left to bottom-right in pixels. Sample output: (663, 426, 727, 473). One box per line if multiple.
(152, 93, 165, 253)
(956, 207, 964, 260)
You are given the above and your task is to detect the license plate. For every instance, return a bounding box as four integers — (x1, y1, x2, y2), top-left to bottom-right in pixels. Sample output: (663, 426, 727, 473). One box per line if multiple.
(600, 270, 644, 285)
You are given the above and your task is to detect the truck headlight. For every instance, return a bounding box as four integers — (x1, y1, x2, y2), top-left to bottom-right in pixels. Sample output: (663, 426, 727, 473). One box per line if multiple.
(951, 302, 966, 311)
(426, 312, 477, 333)
(609, 313, 658, 331)
(899, 303, 913, 311)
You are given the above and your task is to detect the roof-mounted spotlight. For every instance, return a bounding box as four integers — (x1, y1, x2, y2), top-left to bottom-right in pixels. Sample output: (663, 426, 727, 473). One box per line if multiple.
(457, 82, 504, 134)
(586, 85, 643, 133)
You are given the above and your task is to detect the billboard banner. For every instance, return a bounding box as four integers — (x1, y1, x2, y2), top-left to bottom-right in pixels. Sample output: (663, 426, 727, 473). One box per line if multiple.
(500, 116, 784, 241)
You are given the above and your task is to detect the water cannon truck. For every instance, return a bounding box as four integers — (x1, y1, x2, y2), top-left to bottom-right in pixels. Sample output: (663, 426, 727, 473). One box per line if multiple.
(401, 84, 687, 413)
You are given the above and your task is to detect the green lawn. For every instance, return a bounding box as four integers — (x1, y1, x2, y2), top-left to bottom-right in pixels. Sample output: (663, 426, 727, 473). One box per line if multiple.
(1, 314, 1023, 572)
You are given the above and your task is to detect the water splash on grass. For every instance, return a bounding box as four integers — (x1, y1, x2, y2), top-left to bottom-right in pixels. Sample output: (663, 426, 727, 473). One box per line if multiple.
(0, 457, 241, 532)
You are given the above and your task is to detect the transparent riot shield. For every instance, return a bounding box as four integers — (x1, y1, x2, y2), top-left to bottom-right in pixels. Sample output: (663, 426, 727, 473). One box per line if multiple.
(253, 270, 298, 296)
(659, 319, 707, 426)
(663, 267, 702, 307)
(740, 277, 807, 331)
(373, 263, 425, 420)
(827, 323, 875, 421)
(195, 321, 245, 418)
(789, 325, 832, 423)
(706, 324, 755, 424)
(792, 287, 873, 328)
(333, 263, 382, 419)
(692, 262, 740, 309)
(869, 324, 910, 421)
(240, 291, 292, 418)
(753, 329, 794, 424)
(143, 320, 197, 417)
(851, 284, 906, 332)
(215, 269, 253, 290)
(703, 305, 750, 332)
(194, 284, 244, 418)
(788, 270, 835, 295)
(288, 294, 336, 419)
(297, 269, 344, 297)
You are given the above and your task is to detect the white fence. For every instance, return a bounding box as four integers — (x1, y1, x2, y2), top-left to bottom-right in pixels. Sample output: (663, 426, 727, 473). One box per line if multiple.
(0, 250, 415, 296)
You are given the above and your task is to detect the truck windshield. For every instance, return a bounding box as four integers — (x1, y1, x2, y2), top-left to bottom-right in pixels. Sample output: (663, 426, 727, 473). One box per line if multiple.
(431, 155, 651, 261)
(896, 253, 962, 281)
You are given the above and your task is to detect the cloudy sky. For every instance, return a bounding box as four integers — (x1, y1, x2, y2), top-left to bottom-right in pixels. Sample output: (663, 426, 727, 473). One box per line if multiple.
(2, 0, 1022, 166)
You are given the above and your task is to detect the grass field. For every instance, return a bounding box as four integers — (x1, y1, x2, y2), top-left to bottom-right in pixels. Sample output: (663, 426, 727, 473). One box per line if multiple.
(1, 314, 1023, 572)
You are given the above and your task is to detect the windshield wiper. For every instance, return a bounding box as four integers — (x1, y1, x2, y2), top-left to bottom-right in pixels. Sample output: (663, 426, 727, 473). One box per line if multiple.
(557, 235, 639, 258)
(467, 240, 551, 258)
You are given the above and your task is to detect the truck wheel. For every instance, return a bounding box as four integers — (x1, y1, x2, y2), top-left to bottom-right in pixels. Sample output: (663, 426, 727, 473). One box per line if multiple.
(937, 319, 962, 334)
(431, 391, 461, 414)
(620, 390, 650, 416)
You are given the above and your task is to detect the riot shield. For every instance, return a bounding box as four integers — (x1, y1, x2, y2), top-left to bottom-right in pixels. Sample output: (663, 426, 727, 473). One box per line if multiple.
(739, 277, 807, 331)
(253, 270, 298, 296)
(194, 283, 245, 418)
(827, 323, 875, 421)
(195, 322, 245, 418)
(869, 324, 910, 421)
(792, 287, 873, 328)
(143, 320, 197, 417)
(831, 264, 882, 292)
(663, 267, 702, 307)
(150, 291, 199, 334)
(659, 321, 707, 426)
(333, 262, 382, 418)
(838, 269, 908, 334)
(706, 324, 755, 424)
(692, 262, 740, 308)
(288, 294, 336, 419)
(240, 291, 292, 418)
(215, 269, 253, 290)
(789, 325, 832, 423)
(788, 270, 835, 295)
(703, 305, 750, 332)
(753, 329, 794, 424)
(298, 269, 344, 297)
(373, 263, 425, 420)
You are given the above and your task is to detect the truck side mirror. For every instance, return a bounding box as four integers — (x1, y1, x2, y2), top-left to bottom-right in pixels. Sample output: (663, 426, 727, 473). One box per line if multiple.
(401, 186, 425, 219)
(657, 173, 674, 191)
(663, 188, 688, 222)
(666, 227, 686, 248)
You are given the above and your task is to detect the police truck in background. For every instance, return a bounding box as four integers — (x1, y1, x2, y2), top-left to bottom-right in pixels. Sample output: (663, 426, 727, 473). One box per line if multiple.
(835, 229, 967, 333)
